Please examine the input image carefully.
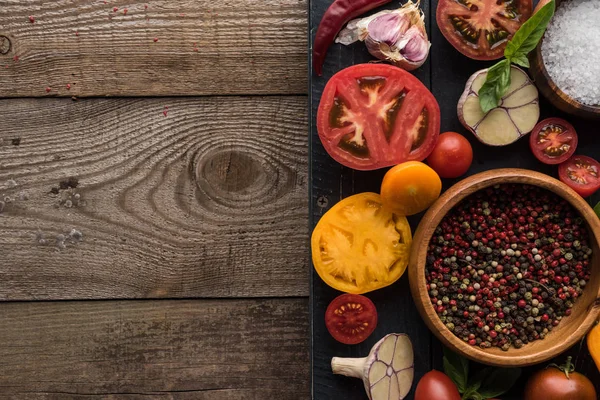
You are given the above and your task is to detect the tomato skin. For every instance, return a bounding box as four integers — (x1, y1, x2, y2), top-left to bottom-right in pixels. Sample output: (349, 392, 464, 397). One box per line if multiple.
(558, 155, 600, 198)
(436, 0, 532, 60)
(426, 132, 473, 178)
(317, 64, 440, 171)
(325, 294, 377, 345)
(529, 118, 577, 165)
(524, 368, 597, 400)
(415, 370, 461, 400)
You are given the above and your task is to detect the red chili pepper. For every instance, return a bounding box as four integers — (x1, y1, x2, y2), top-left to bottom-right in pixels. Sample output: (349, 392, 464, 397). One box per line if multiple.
(312, 0, 391, 76)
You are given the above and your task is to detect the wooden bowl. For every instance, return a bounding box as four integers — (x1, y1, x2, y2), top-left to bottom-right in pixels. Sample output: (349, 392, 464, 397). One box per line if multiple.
(408, 169, 600, 367)
(529, 0, 600, 119)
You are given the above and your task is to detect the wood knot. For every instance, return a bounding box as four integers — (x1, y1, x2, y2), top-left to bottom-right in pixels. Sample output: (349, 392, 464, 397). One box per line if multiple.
(197, 150, 262, 194)
(0, 36, 11, 55)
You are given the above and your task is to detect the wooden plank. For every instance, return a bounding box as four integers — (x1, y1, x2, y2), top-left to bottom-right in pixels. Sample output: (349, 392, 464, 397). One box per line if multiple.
(0, 96, 308, 300)
(0, 0, 307, 97)
(0, 298, 309, 399)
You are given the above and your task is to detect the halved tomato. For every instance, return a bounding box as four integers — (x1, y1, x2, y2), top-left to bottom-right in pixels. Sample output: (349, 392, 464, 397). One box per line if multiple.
(325, 294, 378, 344)
(311, 193, 412, 294)
(436, 0, 533, 60)
(316, 64, 440, 171)
(558, 155, 600, 198)
(529, 118, 578, 165)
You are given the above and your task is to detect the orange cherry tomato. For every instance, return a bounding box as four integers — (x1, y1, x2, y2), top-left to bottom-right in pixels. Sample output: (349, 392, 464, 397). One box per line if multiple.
(380, 161, 442, 216)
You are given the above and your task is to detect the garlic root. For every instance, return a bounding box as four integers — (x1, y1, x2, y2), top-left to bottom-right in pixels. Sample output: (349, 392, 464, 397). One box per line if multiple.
(458, 66, 540, 146)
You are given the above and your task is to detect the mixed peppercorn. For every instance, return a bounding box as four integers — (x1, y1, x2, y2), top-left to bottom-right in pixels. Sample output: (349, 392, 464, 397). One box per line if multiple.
(426, 184, 592, 351)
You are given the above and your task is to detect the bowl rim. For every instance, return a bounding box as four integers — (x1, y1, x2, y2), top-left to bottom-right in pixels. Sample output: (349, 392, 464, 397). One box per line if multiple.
(533, 0, 600, 113)
(408, 168, 600, 367)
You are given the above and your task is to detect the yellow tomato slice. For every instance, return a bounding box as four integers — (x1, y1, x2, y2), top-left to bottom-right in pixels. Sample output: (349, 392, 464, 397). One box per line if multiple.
(311, 192, 412, 294)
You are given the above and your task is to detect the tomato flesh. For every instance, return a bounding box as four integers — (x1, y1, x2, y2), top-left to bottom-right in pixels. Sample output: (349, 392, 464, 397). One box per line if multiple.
(530, 118, 578, 165)
(558, 155, 600, 198)
(317, 64, 440, 170)
(437, 0, 532, 60)
(325, 293, 377, 345)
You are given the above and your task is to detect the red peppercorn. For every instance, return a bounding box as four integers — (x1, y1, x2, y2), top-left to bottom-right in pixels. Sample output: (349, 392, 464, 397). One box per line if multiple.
(554, 276, 563, 284)
(541, 314, 549, 322)
(468, 339, 476, 346)
(490, 331, 498, 338)
(518, 299, 526, 308)
(498, 312, 505, 319)
(532, 287, 539, 294)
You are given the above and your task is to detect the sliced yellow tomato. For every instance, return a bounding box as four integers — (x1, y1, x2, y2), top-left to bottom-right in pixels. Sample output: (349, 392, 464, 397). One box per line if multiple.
(311, 192, 412, 294)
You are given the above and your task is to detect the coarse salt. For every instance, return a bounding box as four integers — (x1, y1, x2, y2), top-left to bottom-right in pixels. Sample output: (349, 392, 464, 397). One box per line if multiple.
(542, 0, 600, 106)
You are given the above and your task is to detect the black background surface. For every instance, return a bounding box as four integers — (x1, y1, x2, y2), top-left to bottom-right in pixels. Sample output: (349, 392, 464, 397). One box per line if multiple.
(309, 0, 600, 398)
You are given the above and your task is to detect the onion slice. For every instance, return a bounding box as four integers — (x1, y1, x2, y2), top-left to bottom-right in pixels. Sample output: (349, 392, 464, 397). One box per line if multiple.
(458, 66, 539, 146)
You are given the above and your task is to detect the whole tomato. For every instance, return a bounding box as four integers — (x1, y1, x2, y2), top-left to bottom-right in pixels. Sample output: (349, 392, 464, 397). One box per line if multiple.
(524, 357, 597, 400)
(426, 132, 473, 179)
(415, 370, 461, 400)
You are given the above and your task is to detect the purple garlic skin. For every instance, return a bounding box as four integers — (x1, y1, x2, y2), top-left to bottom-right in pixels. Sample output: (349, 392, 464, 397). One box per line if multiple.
(335, 0, 430, 71)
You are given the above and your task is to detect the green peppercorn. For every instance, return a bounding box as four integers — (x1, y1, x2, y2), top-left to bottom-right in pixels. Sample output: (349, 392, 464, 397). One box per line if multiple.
(532, 307, 539, 316)
(565, 253, 573, 260)
(446, 322, 455, 331)
(525, 292, 533, 300)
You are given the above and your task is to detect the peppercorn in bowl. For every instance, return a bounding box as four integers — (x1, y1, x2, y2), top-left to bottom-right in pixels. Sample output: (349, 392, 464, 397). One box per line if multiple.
(408, 169, 600, 367)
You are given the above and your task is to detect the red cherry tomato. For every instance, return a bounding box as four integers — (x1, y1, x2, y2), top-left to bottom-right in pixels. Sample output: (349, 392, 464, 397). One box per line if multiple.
(324, 294, 377, 345)
(558, 155, 600, 197)
(529, 118, 578, 165)
(317, 64, 440, 170)
(415, 370, 461, 400)
(426, 132, 473, 178)
(436, 0, 532, 60)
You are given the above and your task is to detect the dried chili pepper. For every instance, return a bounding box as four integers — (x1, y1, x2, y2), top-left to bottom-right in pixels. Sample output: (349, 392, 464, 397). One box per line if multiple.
(312, 0, 391, 76)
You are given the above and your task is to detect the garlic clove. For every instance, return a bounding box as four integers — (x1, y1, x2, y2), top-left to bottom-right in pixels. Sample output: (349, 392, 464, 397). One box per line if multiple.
(397, 26, 429, 63)
(368, 13, 410, 46)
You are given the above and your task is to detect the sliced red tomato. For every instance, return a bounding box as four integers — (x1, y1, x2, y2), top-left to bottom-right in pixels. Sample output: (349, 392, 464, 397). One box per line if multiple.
(529, 118, 578, 165)
(436, 0, 532, 60)
(558, 155, 600, 198)
(325, 293, 377, 344)
(316, 64, 440, 171)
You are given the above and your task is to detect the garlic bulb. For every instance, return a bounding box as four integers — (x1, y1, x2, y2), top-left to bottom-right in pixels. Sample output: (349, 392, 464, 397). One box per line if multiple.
(335, 1, 430, 71)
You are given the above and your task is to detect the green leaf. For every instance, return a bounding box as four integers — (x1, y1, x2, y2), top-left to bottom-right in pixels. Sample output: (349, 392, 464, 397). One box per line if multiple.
(504, 0, 556, 59)
(510, 53, 530, 68)
(443, 347, 469, 392)
(466, 367, 492, 393)
(594, 202, 600, 218)
(477, 367, 522, 398)
(478, 60, 511, 113)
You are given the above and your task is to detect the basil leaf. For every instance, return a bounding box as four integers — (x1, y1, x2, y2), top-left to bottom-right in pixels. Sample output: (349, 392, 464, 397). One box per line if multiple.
(478, 60, 511, 113)
(443, 347, 469, 392)
(477, 367, 522, 398)
(467, 366, 492, 393)
(510, 53, 530, 68)
(504, 0, 556, 59)
(594, 202, 600, 218)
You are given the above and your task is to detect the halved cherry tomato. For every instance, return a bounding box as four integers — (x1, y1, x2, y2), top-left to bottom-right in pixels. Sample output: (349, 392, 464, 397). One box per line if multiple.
(325, 293, 377, 344)
(317, 64, 440, 171)
(426, 131, 473, 178)
(436, 0, 532, 60)
(381, 161, 442, 216)
(311, 193, 412, 294)
(529, 118, 578, 165)
(558, 155, 600, 197)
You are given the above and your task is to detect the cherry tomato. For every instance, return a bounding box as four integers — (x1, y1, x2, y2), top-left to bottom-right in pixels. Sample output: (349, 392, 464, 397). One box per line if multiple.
(325, 293, 377, 345)
(415, 370, 461, 400)
(558, 155, 600, 197)
(426, 132, 473, 178)
(529, 118, 578, 165)
(436, 0, 532, 60)
(524, 363, 597, 400)
(317, 64, 440, 170)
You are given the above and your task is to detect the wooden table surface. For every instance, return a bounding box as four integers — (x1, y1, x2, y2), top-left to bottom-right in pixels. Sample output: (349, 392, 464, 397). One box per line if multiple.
(0, 0, 309, 398)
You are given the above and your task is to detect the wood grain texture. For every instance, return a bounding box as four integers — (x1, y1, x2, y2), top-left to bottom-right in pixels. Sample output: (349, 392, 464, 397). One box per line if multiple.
(0, 0, 307, 97)
(408, 169, 600, 367)
(0, 298, 309, 399)
(0, 96, 308, 300)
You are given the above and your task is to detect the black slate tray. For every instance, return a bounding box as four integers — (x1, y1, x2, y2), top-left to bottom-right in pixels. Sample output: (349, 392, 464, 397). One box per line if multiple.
(309, 0, 600, 399)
